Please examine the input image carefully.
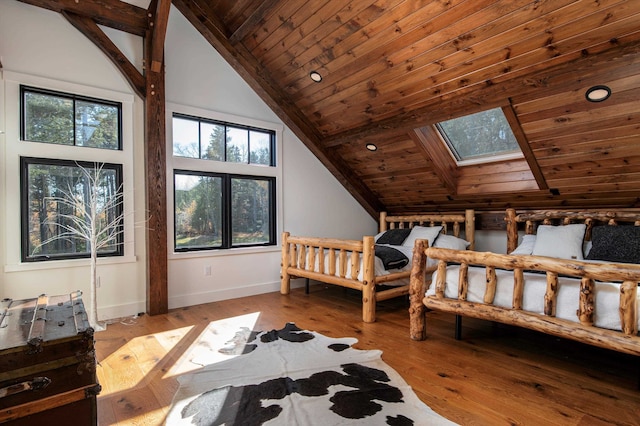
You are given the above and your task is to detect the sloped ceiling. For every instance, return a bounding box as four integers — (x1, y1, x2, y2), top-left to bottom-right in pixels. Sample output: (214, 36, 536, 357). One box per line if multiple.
(20, 0, 640, 217)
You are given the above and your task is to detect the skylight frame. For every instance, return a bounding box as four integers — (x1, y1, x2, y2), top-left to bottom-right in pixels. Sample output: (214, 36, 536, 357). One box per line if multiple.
(435, 107, 524, 166)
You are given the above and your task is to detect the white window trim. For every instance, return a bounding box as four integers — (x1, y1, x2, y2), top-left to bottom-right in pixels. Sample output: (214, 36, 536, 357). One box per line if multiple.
(2, 71, 137, 271)
(166, 102, 284, 259)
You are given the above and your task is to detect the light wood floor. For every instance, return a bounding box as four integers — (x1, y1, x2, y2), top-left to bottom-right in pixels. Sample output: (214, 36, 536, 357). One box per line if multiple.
(95, 284, 640, 425)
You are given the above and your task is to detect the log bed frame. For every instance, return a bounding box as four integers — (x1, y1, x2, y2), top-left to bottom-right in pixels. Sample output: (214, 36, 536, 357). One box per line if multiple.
(281, 210, 475, 323)
(409, 208, 640, 356)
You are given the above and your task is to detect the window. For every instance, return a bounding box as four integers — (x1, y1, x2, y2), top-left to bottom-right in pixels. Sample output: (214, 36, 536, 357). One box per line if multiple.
(174, 172, 275, 251)
(436, 107, 521, 163)
(21, 85, 122, 150)
(170, 110, 278, 253)
(172, 114, 274, 166)
(21, 158, 124, 262)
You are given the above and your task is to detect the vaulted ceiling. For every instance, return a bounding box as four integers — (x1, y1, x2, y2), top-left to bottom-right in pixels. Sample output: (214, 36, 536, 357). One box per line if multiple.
(19, 0, 640, 217)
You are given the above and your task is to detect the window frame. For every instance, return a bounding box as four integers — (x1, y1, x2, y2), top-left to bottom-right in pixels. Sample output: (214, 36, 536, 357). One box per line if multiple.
(20, 85, 123, 150)
(3, 71, 136, 272)
(173, 170, 276, 252)
(172, 112, 275, 166)
(434, 106, 523, 166)
(167, 103, 283, 256)
(20, 157, 125, 262)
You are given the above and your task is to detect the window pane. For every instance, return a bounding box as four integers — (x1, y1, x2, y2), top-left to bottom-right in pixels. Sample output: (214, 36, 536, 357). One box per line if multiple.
(75, 100, 119, 149)
(249, 131, 272, 165)
(25, 161, 121, 260)
(173, 117, 200, 158)
(226, 127, 249, 163)
(201, 122, 225, 161)
(174, 173, 222, 250)
(437, 107, 520, 161)
(24, 91, 74, 145)
(231, 178, 271, 245)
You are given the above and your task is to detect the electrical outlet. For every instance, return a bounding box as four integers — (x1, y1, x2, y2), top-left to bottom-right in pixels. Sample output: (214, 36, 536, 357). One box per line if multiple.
(204, 265, 212, 276)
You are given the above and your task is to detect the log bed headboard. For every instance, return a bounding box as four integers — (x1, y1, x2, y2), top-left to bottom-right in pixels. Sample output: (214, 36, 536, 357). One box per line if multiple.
(505, 208, 640, 254)
(380, 210, 475, 250)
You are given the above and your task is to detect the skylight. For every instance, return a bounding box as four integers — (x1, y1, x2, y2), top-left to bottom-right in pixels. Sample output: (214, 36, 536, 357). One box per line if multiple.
(435, 107, 522, 164)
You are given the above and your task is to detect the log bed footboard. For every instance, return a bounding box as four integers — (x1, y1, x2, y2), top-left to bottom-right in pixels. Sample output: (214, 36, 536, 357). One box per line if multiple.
(281, 210, 475, 323)
(409, 246, 640, 356)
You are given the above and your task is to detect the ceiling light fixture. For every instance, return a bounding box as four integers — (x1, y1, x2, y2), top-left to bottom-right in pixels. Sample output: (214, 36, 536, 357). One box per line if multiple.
(366, 143, 377, 151)
(309, 71, 322, 83)
(585, 85, 611, 102)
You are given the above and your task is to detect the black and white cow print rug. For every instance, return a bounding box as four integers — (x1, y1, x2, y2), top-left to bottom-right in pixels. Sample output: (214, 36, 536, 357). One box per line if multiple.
(166, 322, 455, 425)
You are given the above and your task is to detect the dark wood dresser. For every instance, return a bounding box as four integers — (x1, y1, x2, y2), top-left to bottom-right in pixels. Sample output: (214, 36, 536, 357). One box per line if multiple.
(0, 292, 100, 425)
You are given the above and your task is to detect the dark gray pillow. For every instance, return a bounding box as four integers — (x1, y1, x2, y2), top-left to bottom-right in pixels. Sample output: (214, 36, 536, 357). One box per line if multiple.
(585, 226, 640, 264)
(376, 228, 411, 245)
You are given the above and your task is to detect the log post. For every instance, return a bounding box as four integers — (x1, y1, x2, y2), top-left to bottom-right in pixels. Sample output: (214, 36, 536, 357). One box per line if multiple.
(458, 263, 468, 301)
(435, 260, 447, 299)
(362, 236, 376, 323)
(379, 211, 388, 232)
(578, 277, 594, 326)
(505, 208, 518, 253)
(318, 246, 325, 274)
(484, 266, 497, 304)
(620, 281, 638, 336)
(544, 272, 558, 316)
(350, 250, 360, 280)
(513, 268, 524, 310)
(466, 209, 476, 250)
(280, 232, 291, 295)
(339, 249, 347, 278)
(308, 246, 316, 272)
(409, 239, 429, 340)
(329, 249, 336, 276)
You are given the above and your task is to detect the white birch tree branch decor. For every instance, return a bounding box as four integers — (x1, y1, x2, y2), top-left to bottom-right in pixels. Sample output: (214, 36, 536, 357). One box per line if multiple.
(36, 163, 125, 331)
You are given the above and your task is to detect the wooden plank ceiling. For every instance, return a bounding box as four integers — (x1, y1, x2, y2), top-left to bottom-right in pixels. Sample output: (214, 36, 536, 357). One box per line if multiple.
(22, 0, 640, 216)
(170, 0, 640, 216)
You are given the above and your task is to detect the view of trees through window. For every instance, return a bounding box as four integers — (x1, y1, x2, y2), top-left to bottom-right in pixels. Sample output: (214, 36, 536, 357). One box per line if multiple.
(23, 159, 123, 261)
(172, 115, 273, 165)
(22, 86, 120, 150)
(436, 107, 520, 161)
(174, 172, 273, 250)
(172, 113, 276, 251)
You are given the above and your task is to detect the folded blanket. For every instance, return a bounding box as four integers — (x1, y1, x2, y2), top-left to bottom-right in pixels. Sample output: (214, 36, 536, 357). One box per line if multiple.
(375, 244, 409, 270)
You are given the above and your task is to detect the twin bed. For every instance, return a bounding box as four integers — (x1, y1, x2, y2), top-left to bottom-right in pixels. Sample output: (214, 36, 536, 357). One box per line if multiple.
(281, 210, 475, 323)
(282, 207, 640, 358)
(410, 208, 640, 357)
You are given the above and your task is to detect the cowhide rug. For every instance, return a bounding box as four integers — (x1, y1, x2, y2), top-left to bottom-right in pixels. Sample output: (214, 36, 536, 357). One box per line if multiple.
(166, 322, 455, 425)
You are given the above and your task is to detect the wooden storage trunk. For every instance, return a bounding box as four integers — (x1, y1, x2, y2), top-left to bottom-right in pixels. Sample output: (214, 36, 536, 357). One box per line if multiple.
(0, 292, 100, 425)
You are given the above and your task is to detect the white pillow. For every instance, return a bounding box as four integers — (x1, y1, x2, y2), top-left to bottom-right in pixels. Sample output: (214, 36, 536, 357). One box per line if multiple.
(510, 234, 536, 255)
(532, 224, 587, 260)
(402, 225, 443, 248)
(433, 234, 470, 250)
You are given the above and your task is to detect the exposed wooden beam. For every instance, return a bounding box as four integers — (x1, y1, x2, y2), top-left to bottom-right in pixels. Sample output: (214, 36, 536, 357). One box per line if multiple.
(502, 103, 548, 190)
(144, 25, 168, 316)
(148, 0, 171, 73)
(172, 0, 384, 217)
(18, 0, 148, 36)
(410, 127, 457, 194)
(62, 11, 146, 99)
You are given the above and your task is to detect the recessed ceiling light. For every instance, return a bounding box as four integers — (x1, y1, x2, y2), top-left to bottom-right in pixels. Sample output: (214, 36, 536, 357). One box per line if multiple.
(585, 85, 611, 102)
(309, 71, 322, 83)
(366, 143, 377, 151)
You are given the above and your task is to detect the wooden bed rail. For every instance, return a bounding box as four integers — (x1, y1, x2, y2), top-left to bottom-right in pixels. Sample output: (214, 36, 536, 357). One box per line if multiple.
(409, 246, 640, 355)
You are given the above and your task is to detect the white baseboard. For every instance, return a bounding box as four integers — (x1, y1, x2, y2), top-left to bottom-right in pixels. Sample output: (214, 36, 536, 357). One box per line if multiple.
(97, 279, 307, 321)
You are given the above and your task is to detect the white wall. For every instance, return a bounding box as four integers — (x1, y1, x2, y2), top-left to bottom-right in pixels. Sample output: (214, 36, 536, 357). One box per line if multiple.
(0, 2, 375, 317)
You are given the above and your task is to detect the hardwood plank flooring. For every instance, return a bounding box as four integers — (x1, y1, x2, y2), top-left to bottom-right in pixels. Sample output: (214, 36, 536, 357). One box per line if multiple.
(95, 284, 640, 425)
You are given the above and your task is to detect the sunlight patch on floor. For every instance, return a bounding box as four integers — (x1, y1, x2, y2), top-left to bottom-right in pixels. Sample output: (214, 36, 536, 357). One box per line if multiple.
(167, 311, 261, 378)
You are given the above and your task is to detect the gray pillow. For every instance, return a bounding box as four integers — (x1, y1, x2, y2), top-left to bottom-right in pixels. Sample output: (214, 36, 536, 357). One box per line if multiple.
(585, 226, 640, 264)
